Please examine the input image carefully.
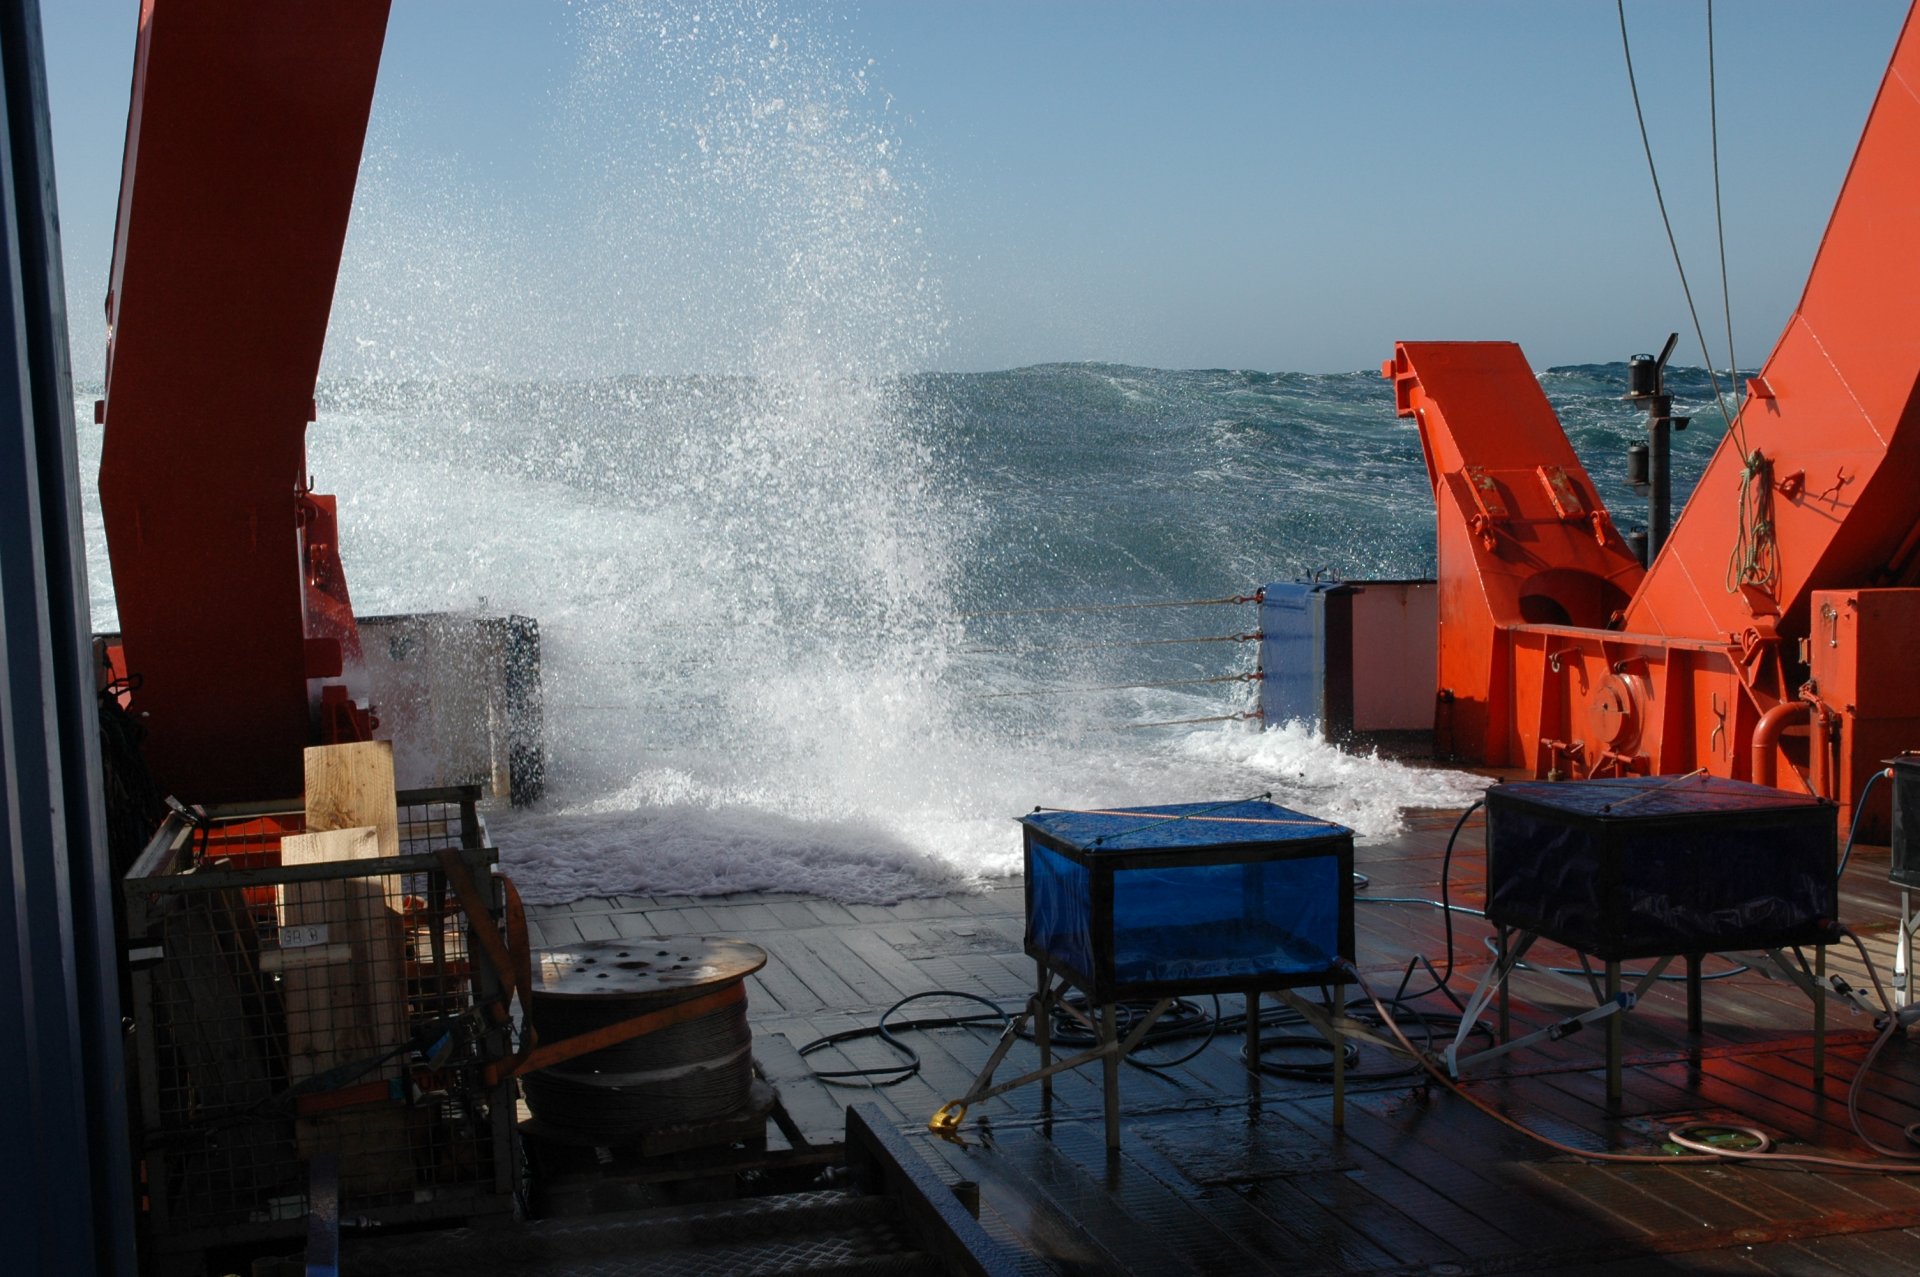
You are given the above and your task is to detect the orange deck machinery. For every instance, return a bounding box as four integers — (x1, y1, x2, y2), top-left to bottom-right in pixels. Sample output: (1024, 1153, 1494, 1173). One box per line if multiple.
(1385, 5, 1920, 831)
(96, 0, 393, 802)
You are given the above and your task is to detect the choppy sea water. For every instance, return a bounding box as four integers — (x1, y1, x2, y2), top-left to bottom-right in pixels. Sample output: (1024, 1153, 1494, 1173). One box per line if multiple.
(64, 0, 1737, 904)
(72, 362, 1730, 903)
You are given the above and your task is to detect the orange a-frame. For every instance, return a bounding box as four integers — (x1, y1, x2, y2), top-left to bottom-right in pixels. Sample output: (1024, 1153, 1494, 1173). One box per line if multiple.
(1386, 3, 1920, 830)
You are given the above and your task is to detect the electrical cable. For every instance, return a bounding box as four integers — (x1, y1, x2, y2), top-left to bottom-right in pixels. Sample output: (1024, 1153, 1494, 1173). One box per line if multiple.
(1241, 991, 1492, 1083)
(1030, 992, 1221, 1071)
(796, 991, 1010, 1087)
(1388, 798, 1485, 1002)
(1360, 896, 1481, 916)
(1833, 926, 1920, 1161)
(1350, 938, 1920, 1173)
(1836, 767, 1892, 878)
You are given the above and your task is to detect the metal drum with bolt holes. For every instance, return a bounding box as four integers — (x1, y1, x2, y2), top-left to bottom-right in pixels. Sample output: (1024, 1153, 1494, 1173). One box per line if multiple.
(520, 937, 767, 1140)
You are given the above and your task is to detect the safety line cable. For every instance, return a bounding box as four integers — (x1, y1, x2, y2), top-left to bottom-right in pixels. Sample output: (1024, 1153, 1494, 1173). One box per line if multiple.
(964, 671, 1261, 700)
(960, 632, 1262, 656)
(1109, 709, 1264, 731)
(957, 591, 1262, 620)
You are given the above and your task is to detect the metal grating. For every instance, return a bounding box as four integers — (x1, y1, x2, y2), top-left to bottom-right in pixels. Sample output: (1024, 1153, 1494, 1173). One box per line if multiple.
(340, 1192, 944, 1275)
(122, 786, 516, 1250)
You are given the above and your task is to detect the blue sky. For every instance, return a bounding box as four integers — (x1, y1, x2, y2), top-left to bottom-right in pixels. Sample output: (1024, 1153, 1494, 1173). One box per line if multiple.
(43, 1, 1910, 377)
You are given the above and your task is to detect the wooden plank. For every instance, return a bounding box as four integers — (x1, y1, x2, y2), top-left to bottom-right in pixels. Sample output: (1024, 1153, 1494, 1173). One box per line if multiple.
(745, 949, 825, 1016)
(755, 1030, 848, 1148)
(293, 747, 415, 1199)
(530, 914, 584, 946)
(278, 827, 408, 1081)
(801, 898, 861, 926)
(278, 825, 413, 1196)
(303, 740, 400, 856)
(965, 1124, 1218, 1275)
(765, 900, 827, 930)
(570, 912, 619, 941)
(790, 928, 903, 1007)
(642, 904, 720, 933)
(702, 900, 785, 932)
(767, 928, 869, 1010)
(920, 1127, 1163, 1275)
(743, 972, 788, 1016)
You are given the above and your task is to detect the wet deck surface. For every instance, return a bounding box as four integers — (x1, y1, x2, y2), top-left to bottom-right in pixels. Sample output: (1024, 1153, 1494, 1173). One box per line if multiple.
(525, 808, 1920, 1275)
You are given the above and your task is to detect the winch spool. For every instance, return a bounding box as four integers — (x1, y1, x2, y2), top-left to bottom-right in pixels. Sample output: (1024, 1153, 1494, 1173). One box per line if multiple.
(520, 936, 767, 1138)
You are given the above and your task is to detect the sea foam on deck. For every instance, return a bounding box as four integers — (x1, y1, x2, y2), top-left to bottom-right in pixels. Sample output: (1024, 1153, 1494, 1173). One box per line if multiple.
(65, 1, 1714, 905)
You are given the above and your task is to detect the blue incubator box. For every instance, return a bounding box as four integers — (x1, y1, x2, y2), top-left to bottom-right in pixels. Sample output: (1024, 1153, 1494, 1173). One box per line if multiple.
(1020, 799, 1354, 1000)
(1485, 775, 1837, 961)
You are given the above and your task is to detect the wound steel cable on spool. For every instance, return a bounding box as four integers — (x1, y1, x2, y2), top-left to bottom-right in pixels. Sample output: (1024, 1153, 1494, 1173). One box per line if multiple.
(520, 936, 767, 1139)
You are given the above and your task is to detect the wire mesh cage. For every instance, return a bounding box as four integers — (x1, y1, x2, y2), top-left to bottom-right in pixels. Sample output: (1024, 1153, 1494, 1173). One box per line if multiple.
(122, 786, 517, 1254)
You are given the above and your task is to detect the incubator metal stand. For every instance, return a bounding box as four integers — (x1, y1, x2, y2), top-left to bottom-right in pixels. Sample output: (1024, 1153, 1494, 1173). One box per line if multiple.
(1442, 929, 1845, 1103)
(934, 798, 1359, 1149)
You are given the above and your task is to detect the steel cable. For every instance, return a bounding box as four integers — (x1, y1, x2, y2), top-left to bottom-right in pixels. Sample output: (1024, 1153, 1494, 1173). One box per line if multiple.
(957, 592, 1262, 620)
(964, 671, 1261, 701)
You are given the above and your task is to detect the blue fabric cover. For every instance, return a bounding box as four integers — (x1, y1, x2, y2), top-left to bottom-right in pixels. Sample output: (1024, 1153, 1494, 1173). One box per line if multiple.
(1109, 858, 1340, 983)
(1023, 800, 1350, 992)
(1023, 800, 1344, 853)
(1028, 842, 1094, 984)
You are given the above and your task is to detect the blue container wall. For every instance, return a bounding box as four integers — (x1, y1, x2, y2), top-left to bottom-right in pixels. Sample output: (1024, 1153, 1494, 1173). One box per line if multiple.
(1258, 581, 1335, 727)
(1109, 856, 1343, 985)
(1028, 842, 1095, 983)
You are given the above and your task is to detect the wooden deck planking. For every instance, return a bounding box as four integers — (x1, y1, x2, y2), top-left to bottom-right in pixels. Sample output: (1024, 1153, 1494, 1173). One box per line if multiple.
(519, 808, 1920, 1274)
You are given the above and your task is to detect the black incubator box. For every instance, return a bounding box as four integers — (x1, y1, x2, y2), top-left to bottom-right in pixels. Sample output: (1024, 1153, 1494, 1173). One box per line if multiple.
(1485, 775, 1836, 961)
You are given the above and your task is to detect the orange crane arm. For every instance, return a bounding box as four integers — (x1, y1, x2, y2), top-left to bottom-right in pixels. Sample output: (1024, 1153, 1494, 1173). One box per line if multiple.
(97, 0, 390, 802)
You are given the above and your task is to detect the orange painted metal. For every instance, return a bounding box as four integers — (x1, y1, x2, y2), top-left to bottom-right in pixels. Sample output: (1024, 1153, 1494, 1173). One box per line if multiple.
(97, 0, 391, 802)
(1382, 342, 1644, 766)
(1390, 4, 1920, 807)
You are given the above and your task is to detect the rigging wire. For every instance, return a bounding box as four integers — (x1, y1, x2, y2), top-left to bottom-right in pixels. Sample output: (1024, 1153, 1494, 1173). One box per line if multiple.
(1109, 709, 1264, 731)
(959, 631, 1262, 657)
(964, 671, 1261, 701)
(957, 591, 1262, 620)
(1707, 0, 1739, 406)
(1619, 0, 1780, 596)
(1615, 0, 1739, 435)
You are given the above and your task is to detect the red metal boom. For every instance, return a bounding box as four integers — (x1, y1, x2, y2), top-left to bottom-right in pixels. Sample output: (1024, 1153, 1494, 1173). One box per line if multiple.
(98, 0, 391, 802)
